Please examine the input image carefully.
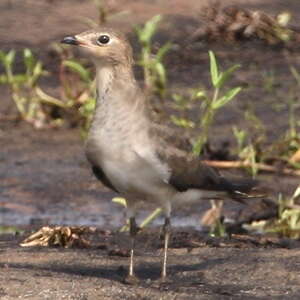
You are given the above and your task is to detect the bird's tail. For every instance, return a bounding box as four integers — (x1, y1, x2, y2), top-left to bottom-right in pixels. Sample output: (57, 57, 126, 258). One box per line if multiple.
(218, 176, 265, 202)
(173, 176, 264, 207)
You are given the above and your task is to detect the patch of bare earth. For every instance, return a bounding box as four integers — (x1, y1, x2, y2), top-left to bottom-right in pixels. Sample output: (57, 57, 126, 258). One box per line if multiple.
(1, 230, 300, 299)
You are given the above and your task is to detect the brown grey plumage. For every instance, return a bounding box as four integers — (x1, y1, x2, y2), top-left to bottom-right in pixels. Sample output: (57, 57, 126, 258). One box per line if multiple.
(61, 28, 256, 282)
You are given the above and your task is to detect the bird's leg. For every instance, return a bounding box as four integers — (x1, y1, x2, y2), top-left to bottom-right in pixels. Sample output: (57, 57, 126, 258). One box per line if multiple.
(161, 216, 171, 281)
(127, 217, 139, 281)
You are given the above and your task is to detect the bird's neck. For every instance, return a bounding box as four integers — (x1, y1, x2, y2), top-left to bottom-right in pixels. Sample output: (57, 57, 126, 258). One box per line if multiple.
(95, 65, 115, 99)
(95, 62, 138, 106)
(89, 63, 148, 134)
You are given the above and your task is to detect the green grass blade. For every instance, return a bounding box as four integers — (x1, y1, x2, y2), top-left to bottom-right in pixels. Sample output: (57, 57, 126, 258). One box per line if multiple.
(63, 60, 91, 83)
(216, 64, 241, 89)
(23, 48, 35, 74)
(142, 15, 161, 43)
(209, 50, 219, 87)
(212, 87, 242, 109)
(156, 42, 171, 61)
(6, 50, 16, 68)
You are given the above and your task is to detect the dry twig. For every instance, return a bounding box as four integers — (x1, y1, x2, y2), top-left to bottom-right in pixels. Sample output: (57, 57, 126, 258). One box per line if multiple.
(203, 160, 300, 176)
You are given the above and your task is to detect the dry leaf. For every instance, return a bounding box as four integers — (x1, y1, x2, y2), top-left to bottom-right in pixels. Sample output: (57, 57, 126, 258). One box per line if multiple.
(290, 149, 300, 163)
(20, 226, 96, 248)
(200, 200, 223, 226)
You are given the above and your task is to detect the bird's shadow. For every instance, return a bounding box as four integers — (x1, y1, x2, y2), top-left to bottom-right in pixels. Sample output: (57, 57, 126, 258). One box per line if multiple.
(2, 255, 227, 284)
(3, 258, 293, 299)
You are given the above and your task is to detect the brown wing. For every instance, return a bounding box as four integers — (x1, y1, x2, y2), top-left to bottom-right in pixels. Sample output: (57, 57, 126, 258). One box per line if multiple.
(150, 123, 256, 194)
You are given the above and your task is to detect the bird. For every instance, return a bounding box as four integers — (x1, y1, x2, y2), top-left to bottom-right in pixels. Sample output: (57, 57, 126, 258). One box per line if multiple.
(61, 28, 258, 283)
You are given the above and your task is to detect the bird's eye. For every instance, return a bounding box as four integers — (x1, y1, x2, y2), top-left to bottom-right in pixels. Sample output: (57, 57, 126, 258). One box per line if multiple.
(97, 35, 110, 45)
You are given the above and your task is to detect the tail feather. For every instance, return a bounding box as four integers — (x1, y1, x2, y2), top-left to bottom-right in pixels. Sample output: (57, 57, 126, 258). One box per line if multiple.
(219, 177, 257, 193)
(218, 177, 265, 201)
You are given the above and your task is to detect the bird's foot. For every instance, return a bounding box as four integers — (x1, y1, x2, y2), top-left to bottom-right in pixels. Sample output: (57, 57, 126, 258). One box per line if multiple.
(160, 275, 170, 284)
(124, 274, 139, 285)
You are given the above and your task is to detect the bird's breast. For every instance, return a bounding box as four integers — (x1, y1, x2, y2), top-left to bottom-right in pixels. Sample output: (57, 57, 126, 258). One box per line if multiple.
(86, 99, 171, 195)
(86, 132, 171, 196)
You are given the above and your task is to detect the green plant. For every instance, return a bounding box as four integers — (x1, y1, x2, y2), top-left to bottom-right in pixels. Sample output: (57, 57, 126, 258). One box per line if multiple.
(232, 126, 259, 177)
(81, 0, 129, 28)
(232, 126, 247, 154)
(135, 15, 171, 98)
(287, 68, 300, 144)
(112, 197, 162, 232)
(60, 58, 96, 133)
(210, 219, 227, 238)
(0, 226, 24, 235)
(290, 66, 300, 85)
(0, 49, 66, 128)
(272, 68, 300, 164)
(170, 52, 241, 156)
(48, 42, 97, 133)
(285, 97, 300, 162)
(192, 51, 242, 155)
(263, 185, 300, 238)
(266, 67, 300, 168)
(239, 109, 267, 176)
(274, 11, 293, 42)
(0, 46, 97, 131)
(170, 92, 200, 129)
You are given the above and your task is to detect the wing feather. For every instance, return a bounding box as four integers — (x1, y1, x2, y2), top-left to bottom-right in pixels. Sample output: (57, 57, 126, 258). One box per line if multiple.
(150, 123, 256, 194)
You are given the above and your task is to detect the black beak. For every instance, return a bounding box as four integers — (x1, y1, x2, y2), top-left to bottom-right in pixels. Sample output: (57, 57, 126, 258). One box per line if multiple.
(61, 36, 78, 45)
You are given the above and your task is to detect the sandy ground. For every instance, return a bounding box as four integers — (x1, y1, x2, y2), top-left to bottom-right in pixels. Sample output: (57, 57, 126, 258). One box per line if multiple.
(2, 230, 300, 299)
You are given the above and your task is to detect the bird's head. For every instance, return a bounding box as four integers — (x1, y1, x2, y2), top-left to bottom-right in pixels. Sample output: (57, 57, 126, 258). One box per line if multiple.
(61, 29, 133, 66)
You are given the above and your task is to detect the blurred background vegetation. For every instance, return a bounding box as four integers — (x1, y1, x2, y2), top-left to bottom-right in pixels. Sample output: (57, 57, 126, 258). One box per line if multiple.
(1, 0, 300, 238)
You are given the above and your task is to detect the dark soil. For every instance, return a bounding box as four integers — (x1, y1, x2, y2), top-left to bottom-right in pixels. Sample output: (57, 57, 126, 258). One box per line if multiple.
(2, 229, 300, 299)
(1, 0, 300, 299)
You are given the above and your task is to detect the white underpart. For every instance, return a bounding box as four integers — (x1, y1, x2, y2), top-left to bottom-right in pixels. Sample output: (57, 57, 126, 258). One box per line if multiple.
(88, 65, 173, 216)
